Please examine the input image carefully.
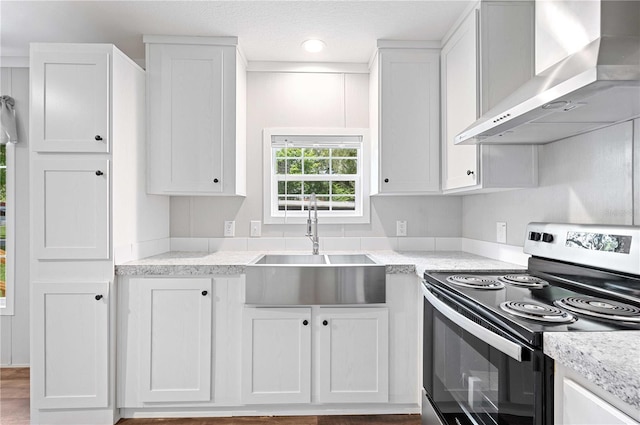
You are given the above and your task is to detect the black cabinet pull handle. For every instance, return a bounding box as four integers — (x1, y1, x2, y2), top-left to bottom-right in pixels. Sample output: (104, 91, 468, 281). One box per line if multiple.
(95, 135, 103, 141)
(384, 178, 389, 183)
(95, 295, 103, 301)
(322, 320, 328, 326)
(95, 170, 104, 176)
(303, 320, 309, 326)
(201, 290, 208, 296)
(466, 170, 474, 176)
(213, 178, 219, 183)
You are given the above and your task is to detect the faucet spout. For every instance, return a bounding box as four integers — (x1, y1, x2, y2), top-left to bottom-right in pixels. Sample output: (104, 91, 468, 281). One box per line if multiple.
(306, 193, 320, 255)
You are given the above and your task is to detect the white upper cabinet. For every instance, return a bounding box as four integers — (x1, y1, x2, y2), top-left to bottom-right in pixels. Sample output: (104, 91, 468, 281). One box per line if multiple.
(145, 36, 246, 196)
(441, 2, 538, 193)
(31, 49, 110, 153)
(371, 46, 440, 194)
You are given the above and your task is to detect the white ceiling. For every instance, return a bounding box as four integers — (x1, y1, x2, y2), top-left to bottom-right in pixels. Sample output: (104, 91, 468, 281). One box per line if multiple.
(1, 1, 472, 64)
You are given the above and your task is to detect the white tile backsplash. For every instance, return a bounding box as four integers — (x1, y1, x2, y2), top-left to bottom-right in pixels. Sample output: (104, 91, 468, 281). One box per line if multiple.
(360, 237, 397, 250)
(321, 237, 361, 251)
(209, 238, 248, 252)
(247, 237, 287, 251)
(397, 237, 435, 251)
(435, 237, 462, 251)
(170, 237, 209, 252)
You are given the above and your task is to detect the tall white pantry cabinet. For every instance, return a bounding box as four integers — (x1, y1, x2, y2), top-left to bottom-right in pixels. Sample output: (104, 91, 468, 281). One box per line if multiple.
(29, 43, 168, 425)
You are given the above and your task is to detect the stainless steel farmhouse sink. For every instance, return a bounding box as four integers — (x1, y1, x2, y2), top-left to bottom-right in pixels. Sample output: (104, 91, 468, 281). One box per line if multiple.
(246, 253, 385, 305)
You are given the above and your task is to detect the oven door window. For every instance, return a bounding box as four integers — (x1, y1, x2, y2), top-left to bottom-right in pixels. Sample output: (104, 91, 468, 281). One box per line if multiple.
(425, 300, 537, 425)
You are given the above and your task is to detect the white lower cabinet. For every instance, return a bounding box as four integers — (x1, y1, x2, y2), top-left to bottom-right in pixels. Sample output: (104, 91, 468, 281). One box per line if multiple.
(555, 363, 640, 424)
(32, 282, 109, 409)
(317, 308, 389, 403)
(242, 306, 389, 405)
(242, 307, 312, 404)
(137, 278, 213, 402)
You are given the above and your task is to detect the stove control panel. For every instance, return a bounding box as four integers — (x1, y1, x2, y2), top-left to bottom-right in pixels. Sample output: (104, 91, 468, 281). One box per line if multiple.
(524, 222, 640, 275)
(528, 231, 554, 243)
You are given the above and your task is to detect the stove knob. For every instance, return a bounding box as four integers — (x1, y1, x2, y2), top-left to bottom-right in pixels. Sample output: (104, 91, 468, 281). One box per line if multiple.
(529, 231, 542, 241)
(542, 233, 554, 243)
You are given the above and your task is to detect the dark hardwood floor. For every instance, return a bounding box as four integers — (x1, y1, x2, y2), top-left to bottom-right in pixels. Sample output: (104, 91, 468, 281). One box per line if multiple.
(1, 368, 420, 425)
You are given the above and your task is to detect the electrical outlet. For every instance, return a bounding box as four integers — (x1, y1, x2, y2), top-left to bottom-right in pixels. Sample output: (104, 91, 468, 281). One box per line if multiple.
(496, 222, 507, 244)
(396, 220, 407, 237)
(250, 220, 262, 237)
(224, 221, 235, 237)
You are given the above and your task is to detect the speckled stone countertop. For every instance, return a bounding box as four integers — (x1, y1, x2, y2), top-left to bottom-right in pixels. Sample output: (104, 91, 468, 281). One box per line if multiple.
(115, 250, 526, 276)
(544, 332, 640, 410)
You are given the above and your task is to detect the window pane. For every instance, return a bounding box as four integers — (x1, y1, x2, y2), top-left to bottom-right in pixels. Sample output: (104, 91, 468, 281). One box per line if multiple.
(332, 148, 357, 157)
(332, 195, 355, 211)
(303, 159, 329, 174)
(331, 159, 357, 175)
(277, 159, 302, 174)
(332, 180, 356, 195)
(276, 147, 302, 158)
(305, 195, 330, 211)
(303, 181, 329, 195)
(303, 148, 329, 157)
(0, 144, 5, 300)
(278, 196, 304, 211)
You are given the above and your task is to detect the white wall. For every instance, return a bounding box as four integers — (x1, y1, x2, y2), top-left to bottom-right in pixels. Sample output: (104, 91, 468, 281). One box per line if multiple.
(0, 67, 30, 366)
(462, 119, 637, 246)
(170, 71, 462, 239)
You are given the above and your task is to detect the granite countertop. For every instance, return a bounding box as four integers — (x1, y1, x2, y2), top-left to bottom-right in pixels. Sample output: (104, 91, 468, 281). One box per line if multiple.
(544, 332, 640, 411)
(115, 250, 526, 276)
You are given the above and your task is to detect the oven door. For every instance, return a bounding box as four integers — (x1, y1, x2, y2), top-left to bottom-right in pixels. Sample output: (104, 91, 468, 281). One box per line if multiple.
(422, 281, 552, 425)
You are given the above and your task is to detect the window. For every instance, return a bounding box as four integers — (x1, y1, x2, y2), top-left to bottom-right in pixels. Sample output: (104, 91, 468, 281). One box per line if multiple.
(263, 128, 370, 224)
(0, 142, 14, 315)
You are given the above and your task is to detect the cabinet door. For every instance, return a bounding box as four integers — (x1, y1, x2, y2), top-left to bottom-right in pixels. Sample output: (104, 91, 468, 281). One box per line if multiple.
(31, 51, 109, 153)
(562, 379, 638, 425)
(318, 307, 389, 403)
(242, 307, 311, 404)
(147, 44, 228, 194)
(31, 282, 109, 409)
(379, 49, 440, 193)
(33, 159, 109, 259)
(441, 10, 479, 191)
(137, 278, 213, 402)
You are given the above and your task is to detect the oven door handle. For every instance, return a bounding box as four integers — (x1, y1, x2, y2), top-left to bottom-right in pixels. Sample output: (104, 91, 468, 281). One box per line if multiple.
(422, 282, 523, 362)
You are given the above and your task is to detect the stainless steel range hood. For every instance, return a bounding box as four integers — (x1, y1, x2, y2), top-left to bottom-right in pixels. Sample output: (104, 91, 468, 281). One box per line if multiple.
(455, 0, 640, 145)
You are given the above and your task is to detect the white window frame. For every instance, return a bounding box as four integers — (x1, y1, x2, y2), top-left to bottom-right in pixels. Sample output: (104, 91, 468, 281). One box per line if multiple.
(0, 143, 15, 315)
(263, 128, 370, 224)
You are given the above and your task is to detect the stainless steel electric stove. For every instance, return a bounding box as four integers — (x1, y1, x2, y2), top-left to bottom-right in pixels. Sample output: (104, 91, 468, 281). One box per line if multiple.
(421, 222, 640, 425)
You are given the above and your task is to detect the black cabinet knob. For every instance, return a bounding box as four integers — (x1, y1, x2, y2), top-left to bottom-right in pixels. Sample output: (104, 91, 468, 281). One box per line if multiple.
(322, 320, 328, 326)
(95, 294, 103, 301)
(95, 170, 104, 176)
(384, 178, 389, 183)
(201, 290, 208, 296)
(542, 233, 554, 243)
(95, 135, 103, 141)
(213, 178, 219, 183)
(303, 320, 309, 326)
(466, 170, 475, 176)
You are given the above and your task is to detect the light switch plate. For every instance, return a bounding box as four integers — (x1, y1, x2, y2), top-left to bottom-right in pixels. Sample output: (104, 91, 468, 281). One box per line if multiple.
(496, 222, 507, 244)
(396, 220, 407, 237)
(250, 220, 261, 237)
(224, 221, 235, 237)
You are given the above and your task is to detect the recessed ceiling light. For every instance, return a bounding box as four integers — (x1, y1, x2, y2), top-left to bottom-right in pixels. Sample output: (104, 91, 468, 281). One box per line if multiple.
(302, 39, 325, 53)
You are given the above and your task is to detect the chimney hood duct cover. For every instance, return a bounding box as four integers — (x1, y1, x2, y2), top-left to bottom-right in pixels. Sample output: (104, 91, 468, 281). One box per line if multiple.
(455, 1, 640, 145)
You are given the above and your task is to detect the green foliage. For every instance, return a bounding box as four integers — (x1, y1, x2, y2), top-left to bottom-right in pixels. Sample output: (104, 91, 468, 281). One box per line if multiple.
(0, 145, 5, 202)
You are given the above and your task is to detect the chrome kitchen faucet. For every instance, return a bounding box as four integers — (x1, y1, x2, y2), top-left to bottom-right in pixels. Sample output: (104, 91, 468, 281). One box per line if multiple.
(306, 193, 319, 255)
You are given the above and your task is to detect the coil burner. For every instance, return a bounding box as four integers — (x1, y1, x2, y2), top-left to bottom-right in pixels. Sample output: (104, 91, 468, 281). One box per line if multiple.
(555, 296, 640, 323)
(498, 274, 549, 289)
(500, 301, 576, 323)
(446, 275, 504, 290)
